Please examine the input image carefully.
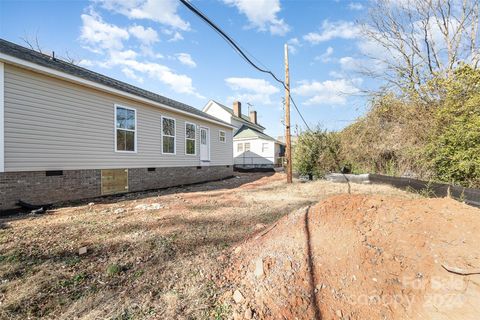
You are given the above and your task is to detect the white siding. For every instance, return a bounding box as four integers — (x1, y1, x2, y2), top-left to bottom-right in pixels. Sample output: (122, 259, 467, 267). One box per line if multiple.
(4, 64, 233, 171)
(203, 101, 233, 125)
(233, 139, 274, 166)
(0, 62, 4, 172)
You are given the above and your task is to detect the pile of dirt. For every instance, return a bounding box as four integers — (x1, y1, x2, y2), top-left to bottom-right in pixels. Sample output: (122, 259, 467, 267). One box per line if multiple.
(222, 194, 480, 320)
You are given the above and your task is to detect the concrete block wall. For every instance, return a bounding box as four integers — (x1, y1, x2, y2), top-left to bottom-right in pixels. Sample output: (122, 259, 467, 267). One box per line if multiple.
(0, 170, 101, 211)
(0, 166, 234, 211)
(128, 166, 234, 192)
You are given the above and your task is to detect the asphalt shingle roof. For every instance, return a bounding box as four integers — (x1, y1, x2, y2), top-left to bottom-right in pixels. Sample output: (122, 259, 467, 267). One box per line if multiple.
(0, 38, 232, 127)
(233, 125, 281, 143)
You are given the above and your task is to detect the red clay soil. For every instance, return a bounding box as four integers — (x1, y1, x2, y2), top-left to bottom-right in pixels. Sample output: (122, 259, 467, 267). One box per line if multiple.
(223, 194, 480, 320)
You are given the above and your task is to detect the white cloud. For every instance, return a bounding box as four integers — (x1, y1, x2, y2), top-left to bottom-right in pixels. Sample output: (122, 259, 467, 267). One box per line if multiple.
(339, 56, 358, 70)
(79, 59, 94, 67)
(328, 70, 344, 78)
(119, 58, 203, 97)
(315, 46, 334, 62)
(80, 11, 130, 51)
(176, 53, 196, 68)
(96, 0, 190, 30)
(122, 67, 144, 83)
(79, 10, 202, 97)
(128, 25, 159, 45)
(293, 78, 362, 106)
(168, 31, 184, 42)
(225, 77, 279, 104)
(303, 20, 361, 44)
(287, 37, 301, 54)
(348, 2, 364, 10)
(223, 0, 290, 36)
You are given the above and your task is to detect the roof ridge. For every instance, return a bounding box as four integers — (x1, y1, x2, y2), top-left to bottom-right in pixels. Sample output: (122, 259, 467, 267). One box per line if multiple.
(209, 100, 265, 129)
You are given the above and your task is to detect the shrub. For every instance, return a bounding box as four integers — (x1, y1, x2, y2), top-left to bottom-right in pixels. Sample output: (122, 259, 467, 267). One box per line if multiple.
(293, 128, 341, 179)
(427, 66, 480, 187)
(339, 94, 434, 177)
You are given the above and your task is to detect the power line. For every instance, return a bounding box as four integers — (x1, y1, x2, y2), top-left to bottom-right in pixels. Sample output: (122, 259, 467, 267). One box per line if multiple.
(179, 0, 311, 131)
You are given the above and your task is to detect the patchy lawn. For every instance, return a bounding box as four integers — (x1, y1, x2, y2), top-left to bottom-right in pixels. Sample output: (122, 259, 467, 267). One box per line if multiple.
(0, 172, 416, 319)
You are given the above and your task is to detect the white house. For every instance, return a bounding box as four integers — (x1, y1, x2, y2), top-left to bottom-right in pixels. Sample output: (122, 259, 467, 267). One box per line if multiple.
(203, 100, 284, 169)
(0, 39, 234, 211)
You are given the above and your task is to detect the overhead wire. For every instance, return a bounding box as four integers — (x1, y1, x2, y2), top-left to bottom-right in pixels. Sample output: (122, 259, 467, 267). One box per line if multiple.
(179, 0, 311, 131)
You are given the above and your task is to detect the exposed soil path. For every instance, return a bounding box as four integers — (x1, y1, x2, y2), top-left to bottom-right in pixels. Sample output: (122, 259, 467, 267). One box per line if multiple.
(223, 194, 480, 320)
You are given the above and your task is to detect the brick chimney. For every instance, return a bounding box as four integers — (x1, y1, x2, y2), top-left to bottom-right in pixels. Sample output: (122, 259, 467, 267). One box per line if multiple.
(249, 110, 257, 124)
(233, 101, 242, 117)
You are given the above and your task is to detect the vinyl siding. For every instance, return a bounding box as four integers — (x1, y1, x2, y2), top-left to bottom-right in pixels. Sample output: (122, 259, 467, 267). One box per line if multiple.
(233, 139, 275, 166)
(4, 64, 233, 171)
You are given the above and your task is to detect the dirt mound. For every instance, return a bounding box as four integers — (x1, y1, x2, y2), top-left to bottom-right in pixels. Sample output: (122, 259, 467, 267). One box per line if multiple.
(222, 194, 480, 320)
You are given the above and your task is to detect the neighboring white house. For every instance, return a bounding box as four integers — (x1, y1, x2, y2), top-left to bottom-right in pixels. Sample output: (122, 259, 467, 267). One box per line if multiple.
(203, 100, 285, 169)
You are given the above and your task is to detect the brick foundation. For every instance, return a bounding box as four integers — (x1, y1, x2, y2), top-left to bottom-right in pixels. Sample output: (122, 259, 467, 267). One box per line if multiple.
(0, 166, 233, 211)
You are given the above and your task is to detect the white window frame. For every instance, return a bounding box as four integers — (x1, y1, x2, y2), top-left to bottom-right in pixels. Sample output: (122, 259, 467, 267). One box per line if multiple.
(262, 142, 269, 153)
(219, 130, 226, 143)
(161, 115, 176, 155)
(244, 142, 251, 151)
(185, 121, 196, 156)
(114, 104, 137, 153)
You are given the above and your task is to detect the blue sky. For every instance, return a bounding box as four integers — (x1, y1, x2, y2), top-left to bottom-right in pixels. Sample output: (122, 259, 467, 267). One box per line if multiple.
(0, 0, 375, 137)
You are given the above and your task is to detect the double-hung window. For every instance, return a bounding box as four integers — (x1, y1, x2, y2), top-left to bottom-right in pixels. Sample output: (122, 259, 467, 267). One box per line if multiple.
(115, 105, 136, 152)
(162, 116, 176, 154)
(244, 142, 251, 152)
(185, 122, 196, 155)
(262, 143, 269, 152)
(219, 130, 226, 143)
(237, 143, 244, 153)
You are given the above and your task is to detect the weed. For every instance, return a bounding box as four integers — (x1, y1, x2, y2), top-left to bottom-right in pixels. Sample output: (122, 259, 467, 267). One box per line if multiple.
(209, 303, 231, 320)
(1, 251, 20, 263)
(106, 264, 122, 276)
(133, 270, 144, 278)
(64, 256, 81, 267)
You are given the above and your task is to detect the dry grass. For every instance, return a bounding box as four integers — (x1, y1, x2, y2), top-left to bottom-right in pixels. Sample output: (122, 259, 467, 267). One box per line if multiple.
(0, 173, 417, 319)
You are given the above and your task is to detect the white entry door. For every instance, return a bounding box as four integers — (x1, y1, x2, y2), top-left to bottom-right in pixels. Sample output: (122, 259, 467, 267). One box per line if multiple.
(200, 127, 210, 163)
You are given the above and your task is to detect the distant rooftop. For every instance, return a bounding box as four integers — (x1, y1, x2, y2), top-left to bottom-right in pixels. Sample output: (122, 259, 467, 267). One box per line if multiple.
(234, 125, 283, 143)
(211, 100, 265, 130)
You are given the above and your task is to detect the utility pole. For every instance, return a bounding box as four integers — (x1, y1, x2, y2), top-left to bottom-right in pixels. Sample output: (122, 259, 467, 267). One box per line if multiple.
(284, 44, 292, 183)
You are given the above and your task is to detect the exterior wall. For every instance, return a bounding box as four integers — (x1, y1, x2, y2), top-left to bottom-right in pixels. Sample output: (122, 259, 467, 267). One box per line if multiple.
(3, 64, 233, 171)
(0, 165, 233, 211)
(203, 101, 265, 133)
(203, 101, 233, 125)
(233, 139, 275, 167)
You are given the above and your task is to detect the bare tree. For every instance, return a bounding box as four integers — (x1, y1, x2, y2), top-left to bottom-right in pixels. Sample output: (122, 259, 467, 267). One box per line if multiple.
(61, 50, 79, 65)
(20, 32, 80, 65)
(360, 0, 479, 93)
(21, 31, 43, 54)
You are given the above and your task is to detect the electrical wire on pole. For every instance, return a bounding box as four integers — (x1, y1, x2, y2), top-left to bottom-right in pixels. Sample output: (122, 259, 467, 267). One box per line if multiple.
(179, 0, 311, 132)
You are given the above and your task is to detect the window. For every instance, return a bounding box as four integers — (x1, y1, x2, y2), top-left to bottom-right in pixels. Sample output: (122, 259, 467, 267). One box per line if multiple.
(244, 142, 251, 151)
(115, 105, 136, 152)
(219, 130, 226, 143)
(201, 129, 207, 145)
(185, 122, 196, 155)
(237, 143, 244, 153)
(162, 116, 176, 154)
(262, 143, 269, 152)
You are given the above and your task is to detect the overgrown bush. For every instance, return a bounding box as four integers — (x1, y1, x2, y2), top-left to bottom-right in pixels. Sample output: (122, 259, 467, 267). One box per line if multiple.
(293, 65, 480, 188)
(293, 128, 340, 179)
(339, 94, 434, 177)
(427, 66, 480, 187)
